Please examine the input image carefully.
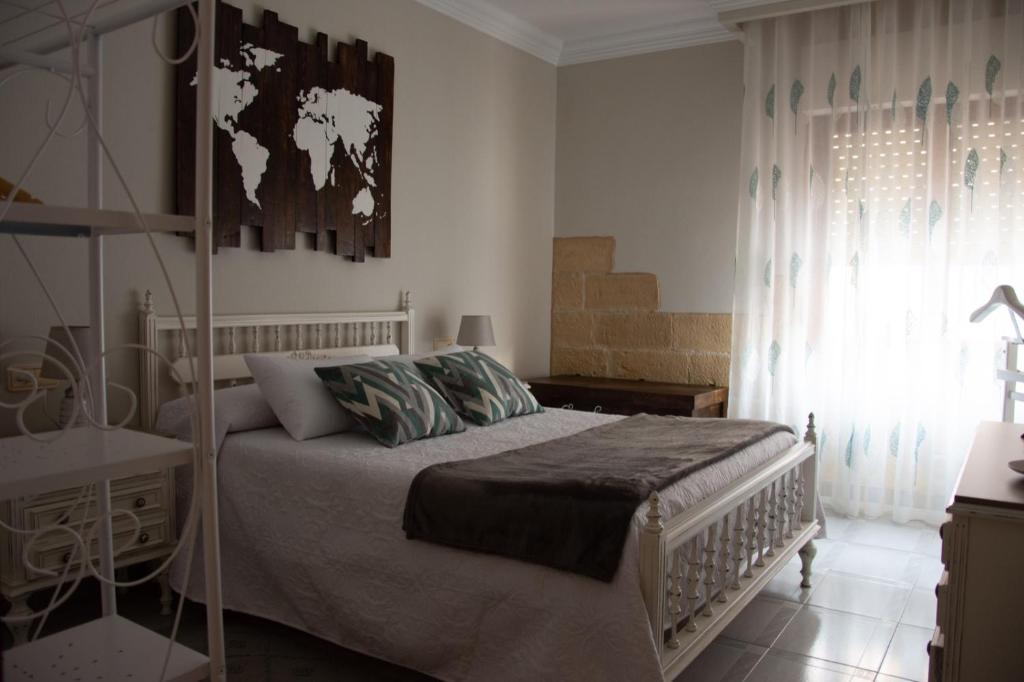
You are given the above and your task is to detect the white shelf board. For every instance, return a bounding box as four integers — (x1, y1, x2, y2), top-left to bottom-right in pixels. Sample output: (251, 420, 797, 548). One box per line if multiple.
(3, 614, 208, 682)
(0, 0, 191, 56)
(0, 202, 194, 237)
(0, 427, 193, 501)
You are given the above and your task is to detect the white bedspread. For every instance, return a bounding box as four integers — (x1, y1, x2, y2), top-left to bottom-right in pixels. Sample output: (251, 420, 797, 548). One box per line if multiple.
(167, 409, 797, 681)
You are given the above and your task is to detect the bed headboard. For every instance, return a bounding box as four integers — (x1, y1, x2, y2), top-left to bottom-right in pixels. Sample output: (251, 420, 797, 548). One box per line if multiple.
(138, 290, 415, 431)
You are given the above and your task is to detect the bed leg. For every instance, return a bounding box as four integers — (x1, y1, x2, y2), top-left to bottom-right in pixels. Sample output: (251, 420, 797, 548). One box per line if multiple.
(798, 539, 817, 588)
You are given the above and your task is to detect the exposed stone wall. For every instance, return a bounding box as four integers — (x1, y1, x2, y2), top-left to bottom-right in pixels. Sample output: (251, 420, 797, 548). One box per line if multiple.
(550, 237, 732, 386)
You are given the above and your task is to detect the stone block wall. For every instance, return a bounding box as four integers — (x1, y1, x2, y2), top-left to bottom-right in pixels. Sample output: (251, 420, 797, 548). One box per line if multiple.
(550, 237, 732, 386)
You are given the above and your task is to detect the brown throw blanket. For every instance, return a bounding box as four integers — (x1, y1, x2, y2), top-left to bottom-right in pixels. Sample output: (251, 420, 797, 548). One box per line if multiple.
(403, 414, 793, 581)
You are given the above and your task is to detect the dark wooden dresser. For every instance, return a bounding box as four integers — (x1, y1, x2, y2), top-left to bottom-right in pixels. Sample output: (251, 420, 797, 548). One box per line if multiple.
(527, 376, 728, 417)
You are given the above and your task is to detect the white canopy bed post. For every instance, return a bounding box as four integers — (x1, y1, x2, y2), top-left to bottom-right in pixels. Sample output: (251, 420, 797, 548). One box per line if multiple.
(193, 0, 225, 676)
(86, 29, 117, 618)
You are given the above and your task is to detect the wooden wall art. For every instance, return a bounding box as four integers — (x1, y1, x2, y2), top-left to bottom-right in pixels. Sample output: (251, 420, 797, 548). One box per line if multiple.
(175, 2, 394, 260)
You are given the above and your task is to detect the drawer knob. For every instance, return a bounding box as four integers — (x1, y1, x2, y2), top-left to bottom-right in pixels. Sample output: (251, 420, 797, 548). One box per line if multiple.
(57, 514, 69, 525)
(138, 532, 150, 545)
(134, 497, 147, 509)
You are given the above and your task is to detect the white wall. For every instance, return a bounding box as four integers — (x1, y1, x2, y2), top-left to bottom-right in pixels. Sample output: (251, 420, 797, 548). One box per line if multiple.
(0, 0, 557, 435)
(555, 41, 745, 313)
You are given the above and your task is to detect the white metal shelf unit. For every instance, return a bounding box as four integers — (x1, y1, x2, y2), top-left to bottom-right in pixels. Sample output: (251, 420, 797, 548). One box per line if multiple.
(0, 0, 225, 680)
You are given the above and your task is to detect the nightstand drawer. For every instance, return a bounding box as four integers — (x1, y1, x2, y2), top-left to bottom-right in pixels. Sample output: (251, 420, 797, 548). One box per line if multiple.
(25, 484, 165, 529)
(27, 510, 169, 576)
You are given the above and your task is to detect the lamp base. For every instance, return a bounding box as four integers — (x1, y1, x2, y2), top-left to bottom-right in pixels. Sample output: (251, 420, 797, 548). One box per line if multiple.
(57, 387, 88, 428)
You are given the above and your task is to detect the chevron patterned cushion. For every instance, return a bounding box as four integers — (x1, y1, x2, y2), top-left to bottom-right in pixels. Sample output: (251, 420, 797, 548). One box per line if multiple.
(414, 351, 543, 426)
(315, 360, 465, 447)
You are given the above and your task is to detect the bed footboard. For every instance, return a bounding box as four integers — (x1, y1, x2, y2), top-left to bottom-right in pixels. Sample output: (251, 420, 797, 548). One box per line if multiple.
(640, 414, 819, 680)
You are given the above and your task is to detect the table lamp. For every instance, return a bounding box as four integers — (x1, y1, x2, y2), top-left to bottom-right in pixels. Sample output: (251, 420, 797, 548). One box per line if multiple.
(457, 315, 495, 351)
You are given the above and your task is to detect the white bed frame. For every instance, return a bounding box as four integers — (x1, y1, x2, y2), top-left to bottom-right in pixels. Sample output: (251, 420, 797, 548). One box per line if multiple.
(138, 292, 818, 681)
(138, 290, 415, 431)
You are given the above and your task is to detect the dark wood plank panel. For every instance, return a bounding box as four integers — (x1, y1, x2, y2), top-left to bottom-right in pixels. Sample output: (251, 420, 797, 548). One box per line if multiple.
(175, 1, 394, 261)
(294, 32, 326, 239)
(174, 5, 197, 220)
(236, 20, 263, 230)
(257, 11, 298, 251)
(372, 52, 394, 257)
(213, 1, 243, 249)
(333, 41, 358, 258)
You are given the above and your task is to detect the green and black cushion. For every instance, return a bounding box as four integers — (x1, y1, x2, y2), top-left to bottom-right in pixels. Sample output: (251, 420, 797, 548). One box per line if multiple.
(414, 351, 543, 426)
(315, 360, 465, 447)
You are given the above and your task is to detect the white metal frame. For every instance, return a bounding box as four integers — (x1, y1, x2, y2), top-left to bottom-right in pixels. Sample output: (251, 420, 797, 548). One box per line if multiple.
(1, 0, 224, 679)
(138, 290, 815, 680)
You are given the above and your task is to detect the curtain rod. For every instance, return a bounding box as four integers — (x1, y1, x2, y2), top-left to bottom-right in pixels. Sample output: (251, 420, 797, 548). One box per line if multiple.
(717, 0, 878, 32)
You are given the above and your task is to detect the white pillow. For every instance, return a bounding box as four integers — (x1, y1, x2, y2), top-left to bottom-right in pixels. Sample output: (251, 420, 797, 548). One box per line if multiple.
(155, 383, 280, 448)
(245, 354, 372, 440)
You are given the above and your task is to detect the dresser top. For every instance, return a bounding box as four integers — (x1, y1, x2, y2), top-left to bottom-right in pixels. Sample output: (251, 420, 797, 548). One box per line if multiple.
(952, 421, 1024, 512)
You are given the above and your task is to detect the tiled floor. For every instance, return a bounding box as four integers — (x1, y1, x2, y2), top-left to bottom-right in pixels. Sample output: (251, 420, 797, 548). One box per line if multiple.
(2, 513, 940, 681)
(676, 513, 942, 682)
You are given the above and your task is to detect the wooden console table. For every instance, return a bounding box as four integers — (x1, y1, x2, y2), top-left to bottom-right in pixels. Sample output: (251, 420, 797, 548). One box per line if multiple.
(527, 376, 728, 417)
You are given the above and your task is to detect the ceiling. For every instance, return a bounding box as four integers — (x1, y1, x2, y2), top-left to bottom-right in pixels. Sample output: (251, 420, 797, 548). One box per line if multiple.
(413, 0, 770, 65)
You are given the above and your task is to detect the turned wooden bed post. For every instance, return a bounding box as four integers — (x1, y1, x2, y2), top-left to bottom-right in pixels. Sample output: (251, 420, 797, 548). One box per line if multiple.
(639, 492, 666, 644)
(798, 413, 818, 588)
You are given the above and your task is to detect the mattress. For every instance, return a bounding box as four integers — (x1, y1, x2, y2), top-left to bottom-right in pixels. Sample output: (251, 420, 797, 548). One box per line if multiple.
(169, 408, 797, 681)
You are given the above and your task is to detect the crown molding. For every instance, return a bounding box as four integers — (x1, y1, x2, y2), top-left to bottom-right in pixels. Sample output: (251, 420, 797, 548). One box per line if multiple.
(559, 17, 735, 66)
(707, 0, 778, 10)
(413, 0, 563, 65)
(710, 0, 866, 27)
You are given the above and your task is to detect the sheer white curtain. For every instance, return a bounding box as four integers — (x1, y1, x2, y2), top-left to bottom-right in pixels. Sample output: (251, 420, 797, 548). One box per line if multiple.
(730, 0, 1024, 524)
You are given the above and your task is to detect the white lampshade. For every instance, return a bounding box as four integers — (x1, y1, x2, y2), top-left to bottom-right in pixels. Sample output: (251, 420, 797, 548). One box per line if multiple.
(40, 325, 93, 382)
(457, 315, 495, 348)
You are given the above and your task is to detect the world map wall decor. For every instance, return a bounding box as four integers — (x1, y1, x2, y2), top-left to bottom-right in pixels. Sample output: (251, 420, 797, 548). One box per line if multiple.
(175, 2, 394, 260)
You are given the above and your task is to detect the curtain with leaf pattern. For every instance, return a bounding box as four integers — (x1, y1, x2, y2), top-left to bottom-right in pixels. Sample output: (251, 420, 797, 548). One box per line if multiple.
(730, 0, 1024, 524)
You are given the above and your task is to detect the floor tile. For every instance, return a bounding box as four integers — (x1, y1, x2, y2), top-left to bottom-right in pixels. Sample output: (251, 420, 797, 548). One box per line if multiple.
(823, 514, 853, 541)
(720, 596, 801, 647)
(760, 555, 823, 603)
(827, 543, 921, 585)
(224, 655, 269, 681)
(268, 656, 343, 681)
(900, 588, 937, 629)
(746, 650, 875, 681)
(843, 521, 929, 553)
(807, 573, 911, 621)
(672, 638, 765, 682)
(774, 605, 896, 670)
(911, 556, 944, 590)
(878, 624, 931, 682)
(912, 529, 941, 558)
